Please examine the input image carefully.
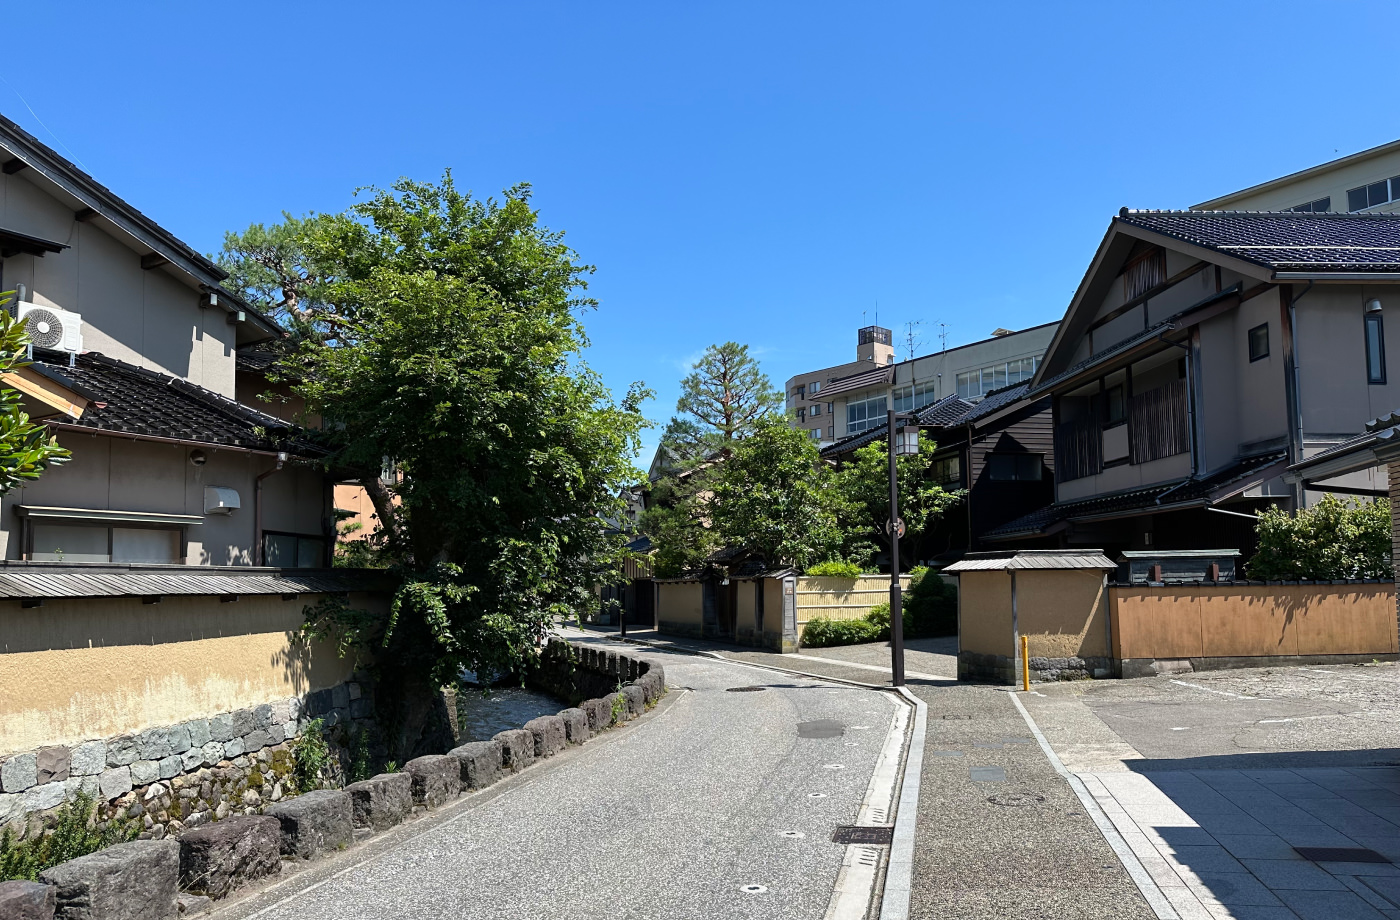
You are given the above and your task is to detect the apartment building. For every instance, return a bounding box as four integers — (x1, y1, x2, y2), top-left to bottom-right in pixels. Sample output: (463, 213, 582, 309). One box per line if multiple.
(1195, 137, 1400, 214)
(784, 322, 1057, 444)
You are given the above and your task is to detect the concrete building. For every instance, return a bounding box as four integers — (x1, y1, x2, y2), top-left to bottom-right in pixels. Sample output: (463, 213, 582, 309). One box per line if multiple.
(784, 322, 1057, 445)
(1195, 137, 1400, 215)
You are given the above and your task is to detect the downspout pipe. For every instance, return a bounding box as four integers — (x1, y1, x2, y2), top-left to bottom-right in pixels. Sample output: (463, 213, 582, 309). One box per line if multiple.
(254, 452, 287, 566)
(1287, 281, 1314, 509)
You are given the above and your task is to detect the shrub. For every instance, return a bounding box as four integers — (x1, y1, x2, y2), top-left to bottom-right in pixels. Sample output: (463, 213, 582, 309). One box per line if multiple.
(290, 717, 333, 793)
(805, 560, 864, 578)
(903, 567, 958, 638)
(0, 793, 139, 881)
(801, 615, 883, 647)
(1248, 495, 1393, 581)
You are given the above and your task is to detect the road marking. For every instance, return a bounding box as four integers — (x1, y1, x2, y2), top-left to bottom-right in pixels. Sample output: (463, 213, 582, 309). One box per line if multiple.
(1170, 727, 1190, 731)
(1169, 679, 1255, 700)
(782, 652, 954, 682)
(1009, 693, 1179, 920)
(827, 697, 910, 920)
(1257, 718, 1294, 724)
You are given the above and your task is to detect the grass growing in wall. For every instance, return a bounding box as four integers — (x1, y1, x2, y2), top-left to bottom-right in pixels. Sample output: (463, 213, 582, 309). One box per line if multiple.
(0, 793, 140, 882)
(291, 718, 334, 793)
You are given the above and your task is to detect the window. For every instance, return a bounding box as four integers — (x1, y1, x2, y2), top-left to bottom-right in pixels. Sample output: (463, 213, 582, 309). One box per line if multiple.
(263, 533, 326, 568)
(827, 425, 835, 439)
(1366, 313, 1386, 384)
(1348, 177, 1400, 212)
(988, 454, 1043, 481)
(809, 381, 821, 395)
(792, 385, 806, 399)
(30, 523, 181, 564)
(846, 395, 887, 433)
(1104, 385, 1126, 425)
(1286, 197, 1331, 213)
(809, 428, 822, 441)
(810, 402, 822, 417)
(892, 381, 938, 413)
(796, 407, 806, 422)
(1123, 249, 1167, 300)
(1248, 323, 1269, 361)
(955, 356, 1040, 399)
(827, 402, 834, 415)
(930, 455, 962, 487)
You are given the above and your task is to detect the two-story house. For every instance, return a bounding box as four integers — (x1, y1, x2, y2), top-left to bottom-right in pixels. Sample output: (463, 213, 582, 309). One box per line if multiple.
(0, 113, 336, 569)
(976, 208, 1400, 558)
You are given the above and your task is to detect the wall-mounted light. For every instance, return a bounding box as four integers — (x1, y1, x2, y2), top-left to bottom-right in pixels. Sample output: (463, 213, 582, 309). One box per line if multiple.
(1366, 298, 1384, 314)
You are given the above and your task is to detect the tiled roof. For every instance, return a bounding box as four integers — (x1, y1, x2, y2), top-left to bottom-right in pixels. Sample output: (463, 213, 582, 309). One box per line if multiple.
(1118, 209, 1400, 272)
(0, 563, 385, 599)
(235, 339, 290, 374)
(819, 394, 975, 458)
(32, 350, 329, 458)
(821, 365, 894, 397)
(944, 550, 1116, 572)
(983, 451, 1287, 541)
(955, 383, 1036, 425)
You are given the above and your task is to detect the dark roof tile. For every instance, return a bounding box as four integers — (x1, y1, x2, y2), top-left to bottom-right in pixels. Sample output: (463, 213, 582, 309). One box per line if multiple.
(1118, 209, 1400, 272)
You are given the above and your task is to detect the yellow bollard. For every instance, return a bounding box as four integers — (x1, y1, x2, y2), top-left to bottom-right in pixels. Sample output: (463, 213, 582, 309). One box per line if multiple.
(1020, 634, 1030, 692)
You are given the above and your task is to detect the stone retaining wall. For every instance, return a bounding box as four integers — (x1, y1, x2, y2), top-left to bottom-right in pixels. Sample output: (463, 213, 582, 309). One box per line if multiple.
(526, 637, 657, 704)
(0, 675, 375, 840)
(1, 640, 665, 919)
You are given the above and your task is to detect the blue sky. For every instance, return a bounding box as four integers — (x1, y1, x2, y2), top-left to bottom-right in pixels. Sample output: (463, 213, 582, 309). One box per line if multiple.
(4, 2, 1399, 463)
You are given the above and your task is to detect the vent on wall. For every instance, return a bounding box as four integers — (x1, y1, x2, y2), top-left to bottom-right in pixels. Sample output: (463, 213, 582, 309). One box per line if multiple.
(204, 486, 241, 515)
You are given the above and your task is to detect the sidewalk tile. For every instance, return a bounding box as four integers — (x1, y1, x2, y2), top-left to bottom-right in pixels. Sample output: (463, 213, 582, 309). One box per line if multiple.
(1189, 871, 1285, 906)
(1251, 808, 1328, 830)
(1353, 837, 1400, 863)
(1360, 876, 1400, 907)
(1343, 876, 1399, 910)
(1276, 889, 1388, 919)
(1326, 863, 1400, 879)
(1168, 844, 1250, 875)
(1122, 802, 1199, 826)
(1206, 906, 1302, 920)
(1215, 835, 1306, 860)
(1242, 770, 1307, 785)
(1195, 812, 1274, 836)
(1274, 825, 1363, 848)
(1319, 815, 1400, 839)
(1240, 858, 1347, 891)
(1162, 885, 1217, 920)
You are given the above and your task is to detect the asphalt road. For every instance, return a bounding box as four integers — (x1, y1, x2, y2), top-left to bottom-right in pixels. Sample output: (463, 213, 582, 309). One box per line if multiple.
(214, 639, 905, 920)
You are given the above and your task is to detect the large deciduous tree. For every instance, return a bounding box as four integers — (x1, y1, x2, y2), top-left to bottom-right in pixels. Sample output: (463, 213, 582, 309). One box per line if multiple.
(831, 438, 963, 571)
(221, 177, 648, 759)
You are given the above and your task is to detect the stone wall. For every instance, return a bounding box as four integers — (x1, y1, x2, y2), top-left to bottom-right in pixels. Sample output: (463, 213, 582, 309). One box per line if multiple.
(526, 638, 657, 705)
(0, 675, 375, 840)
(956, 650, 1112, 684)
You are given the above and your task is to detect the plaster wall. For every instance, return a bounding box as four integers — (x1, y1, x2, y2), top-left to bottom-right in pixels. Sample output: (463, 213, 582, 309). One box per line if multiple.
(1015, 569, 1109, 659)
(0, 591, 375, 755)
(657, 580, 704, 633)
(956, 571, 1014, 659)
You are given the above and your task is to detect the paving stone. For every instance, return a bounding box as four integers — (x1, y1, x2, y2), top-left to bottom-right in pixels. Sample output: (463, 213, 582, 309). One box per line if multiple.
(69, 742, 106, 777)
(448, 741, 502, 790)
(0, 880, 55, 920)
(35, 747, 70, 785)
(105, 735, 139, 767)
(137, 727, 173, 761)
(493, 729, 536, 772)
(525, 716, 567, 758)
(208, 715, 234, 744)
(23, 782, 65, 813)
(40, 838, 179, 920)
(265, 790, 353, 859)
(557, 708, 591, 744)
(404, 755, 461, 808)
(178, 814, 281, 899)
(2, 753, 37, 793)
(98, 767, 132, 800)
(130, 760, 159, 786)
(345, 773, 412, 831)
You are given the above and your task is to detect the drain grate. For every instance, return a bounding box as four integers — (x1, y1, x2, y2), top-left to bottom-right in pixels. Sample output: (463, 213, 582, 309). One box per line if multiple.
(832, 825, 894, 845)
(987, 792, 1045, 807)
(1294, 846, 1390, 863)
(726, 686, 768, 692)
(942, 714, 972, 720)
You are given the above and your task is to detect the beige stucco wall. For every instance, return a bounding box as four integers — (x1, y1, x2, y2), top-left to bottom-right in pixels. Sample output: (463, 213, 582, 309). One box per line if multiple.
(0, 592, 376, 756)
(1111, 584, 1398, 660)
(0, 434, 327, 564)
(0, 171, 237, 398)
(1015, 570, 1109, 659)
(657, 581, 703, 631)
(956, 571, 1015, 659)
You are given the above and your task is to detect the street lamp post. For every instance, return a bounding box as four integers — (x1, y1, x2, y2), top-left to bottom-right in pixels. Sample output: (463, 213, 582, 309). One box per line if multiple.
(886, 407, 920, 688)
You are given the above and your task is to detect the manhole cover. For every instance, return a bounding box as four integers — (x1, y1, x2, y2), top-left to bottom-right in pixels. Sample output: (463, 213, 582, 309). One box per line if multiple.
(726, 686, 768, 693)
(798, 719, 845, 738)
(987, 792, 1045, 807)
(832, 825, 894, 845)
(1295, 846, 1390, 863)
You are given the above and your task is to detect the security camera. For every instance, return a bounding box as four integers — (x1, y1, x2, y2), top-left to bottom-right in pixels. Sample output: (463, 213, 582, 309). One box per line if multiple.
(189, 449, 208, 467)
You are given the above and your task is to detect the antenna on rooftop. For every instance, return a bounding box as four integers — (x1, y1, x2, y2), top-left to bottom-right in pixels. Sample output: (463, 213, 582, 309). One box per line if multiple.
(938, 322, 949, 354)
(903, 320, 924, 361)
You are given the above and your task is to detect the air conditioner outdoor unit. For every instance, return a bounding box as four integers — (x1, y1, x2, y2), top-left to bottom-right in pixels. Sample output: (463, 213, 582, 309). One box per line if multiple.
(16, 302, 83, 353)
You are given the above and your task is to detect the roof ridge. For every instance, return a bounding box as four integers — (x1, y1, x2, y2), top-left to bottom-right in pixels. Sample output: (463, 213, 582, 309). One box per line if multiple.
(1120, 207, 1400, 220)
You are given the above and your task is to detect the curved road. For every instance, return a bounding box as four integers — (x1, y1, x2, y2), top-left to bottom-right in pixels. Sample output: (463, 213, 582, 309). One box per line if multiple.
(216, 636, 908, 920)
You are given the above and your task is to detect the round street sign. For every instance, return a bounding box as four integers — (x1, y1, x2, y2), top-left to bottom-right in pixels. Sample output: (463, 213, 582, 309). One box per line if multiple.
(885, 518, 906, 538)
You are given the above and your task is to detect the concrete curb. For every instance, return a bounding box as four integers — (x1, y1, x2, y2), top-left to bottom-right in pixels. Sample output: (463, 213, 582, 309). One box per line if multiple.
(876, 687, 926, 920)
(1007, 692, 1178, 920)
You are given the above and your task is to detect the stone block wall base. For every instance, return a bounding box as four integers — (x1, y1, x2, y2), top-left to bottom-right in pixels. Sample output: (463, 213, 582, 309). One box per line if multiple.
(1120, 652, 1400, 679)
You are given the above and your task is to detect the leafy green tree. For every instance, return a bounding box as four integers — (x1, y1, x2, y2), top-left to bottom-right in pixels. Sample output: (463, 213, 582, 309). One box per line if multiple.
(216, 213, 339, 329)
(247, 177, 647, 759)
(709, 417, 842, 569)
(831, 438, 964, 571)
(0, 301, 70, 492)
(1247, 494, 1392, 580)
(673, 342, 782, 458)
